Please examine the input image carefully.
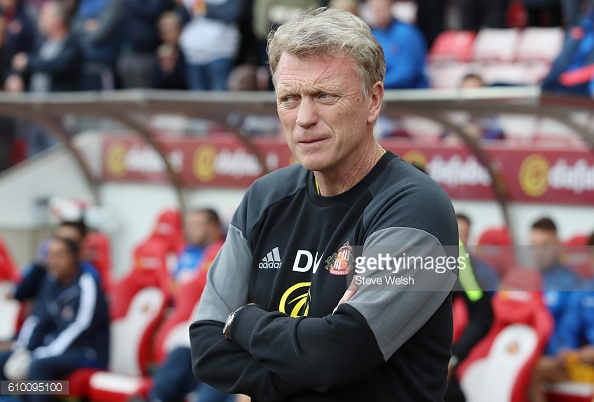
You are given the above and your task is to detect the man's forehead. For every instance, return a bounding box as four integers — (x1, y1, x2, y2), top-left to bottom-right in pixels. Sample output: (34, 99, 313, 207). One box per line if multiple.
(275, 53, 356, 89)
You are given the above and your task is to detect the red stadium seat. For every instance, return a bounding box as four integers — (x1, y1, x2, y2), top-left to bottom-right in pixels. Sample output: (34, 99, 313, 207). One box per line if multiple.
(561, 234, 592, 278)
(81, 231, 112, 292)
(70, 266, 168, 401)
(546, 382, 594, 402)
(131, 237, 173, 297)
(0, 235, 20, 283)
(151, 209, 185, 255)
(475, 227, 515, 278)
(472, 28, 521, 63)
(453, 295, 469, 344)
(153, 271, 207, 363)
(458, 269, 553, 402)
(429, 31, 477, 63)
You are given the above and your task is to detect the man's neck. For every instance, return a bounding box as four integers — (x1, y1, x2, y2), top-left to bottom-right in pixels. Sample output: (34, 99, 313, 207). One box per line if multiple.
(313, 140, 385, 196)
(58, 270, 79, 287)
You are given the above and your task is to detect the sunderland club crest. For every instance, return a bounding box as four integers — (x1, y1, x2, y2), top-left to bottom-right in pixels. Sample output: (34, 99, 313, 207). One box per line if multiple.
(326, 241, 353, 276)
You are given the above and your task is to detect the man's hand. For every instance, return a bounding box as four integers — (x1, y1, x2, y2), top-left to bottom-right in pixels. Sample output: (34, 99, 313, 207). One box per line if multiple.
(556, 348, 576, 367)
(11, 52, 28, 72)
(576, 346, 594, 364)
(4, 75, 24, 92)
(333, 275, 358, 313)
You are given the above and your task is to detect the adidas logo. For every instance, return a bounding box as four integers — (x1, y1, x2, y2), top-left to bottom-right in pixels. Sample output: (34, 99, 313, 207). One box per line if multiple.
(259, 247, 282, 269)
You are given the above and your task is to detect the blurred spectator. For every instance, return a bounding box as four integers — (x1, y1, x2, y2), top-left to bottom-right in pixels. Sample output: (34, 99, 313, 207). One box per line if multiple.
(457, 213, 499, 290)
(458, 0, 510, 31)
(252, 0, 318, 89)
(0, 236, 110, 402)
(530, 231, 594, 402)
(0, 16, 11, 85)
(542, 8, 594, 97)
(367, 0, 429, 89)
(172, 209, 223, 292)
(117, 0, 171, 88)
(530, 217, 581, 355)
(442, 74, 506, 142)
(446, 240, 494, 402)
(523, 0, 562, 27)
(71, 0, 124, 90)
(178, 0, 245, 91)
(0, 0, 35, 69)
(4, 0, 82, 93)
(152, 10, 187, 90)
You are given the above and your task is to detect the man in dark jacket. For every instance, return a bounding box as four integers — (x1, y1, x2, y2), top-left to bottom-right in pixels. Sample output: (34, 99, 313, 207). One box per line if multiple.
(4, 0, 82, 92)
(0, 236, 110, 402)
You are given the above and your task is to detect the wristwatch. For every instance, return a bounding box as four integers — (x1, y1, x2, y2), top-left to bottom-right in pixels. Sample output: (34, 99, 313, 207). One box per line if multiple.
(223, 305, 247, 340)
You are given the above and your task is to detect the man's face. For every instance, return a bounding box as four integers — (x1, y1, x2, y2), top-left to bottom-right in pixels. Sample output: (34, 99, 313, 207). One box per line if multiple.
(367, 0, 394, 29)
(159, 17, 180, 45)
(530, 229, 560, 271)
(457, 218, 470, 246)
(38, 2, 58, 35)
(275, 53, 380, 176)
(46, 239, 77, 281)
(185, 212, 215, 247)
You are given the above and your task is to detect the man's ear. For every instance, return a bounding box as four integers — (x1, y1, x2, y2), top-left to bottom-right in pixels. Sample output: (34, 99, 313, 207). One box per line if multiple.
(367, 81, 384, 124)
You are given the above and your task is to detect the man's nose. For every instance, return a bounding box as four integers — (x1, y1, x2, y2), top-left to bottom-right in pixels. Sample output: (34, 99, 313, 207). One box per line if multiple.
(296, 97, 318, 128)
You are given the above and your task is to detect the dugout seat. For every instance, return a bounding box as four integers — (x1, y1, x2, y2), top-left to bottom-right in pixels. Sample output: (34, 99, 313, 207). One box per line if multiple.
(0, 235, 20, 283)
(154, 271, 207, 363)
(151, 209, 185, 255)
(562, 234, 592, 279)
(81, 231, 112, 292)
(0, 281, 21, 341)
(475, 227, 514, 278)
(453, 296, 469, 345)
(458, 268, 554, 402)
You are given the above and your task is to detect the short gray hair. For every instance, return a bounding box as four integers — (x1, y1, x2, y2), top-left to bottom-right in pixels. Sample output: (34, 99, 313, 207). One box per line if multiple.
(267, 7, 386, 97)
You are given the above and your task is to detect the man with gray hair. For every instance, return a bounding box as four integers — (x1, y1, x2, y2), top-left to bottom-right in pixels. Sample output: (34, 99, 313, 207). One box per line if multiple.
(190, 7, 458, 401)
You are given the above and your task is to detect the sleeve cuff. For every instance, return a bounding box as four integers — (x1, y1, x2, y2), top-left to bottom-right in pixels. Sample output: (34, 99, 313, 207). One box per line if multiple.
(230, 304, 268, 351)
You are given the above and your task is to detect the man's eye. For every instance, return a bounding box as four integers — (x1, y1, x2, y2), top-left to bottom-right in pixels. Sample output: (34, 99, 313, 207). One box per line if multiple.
(318, 93, 337, 103)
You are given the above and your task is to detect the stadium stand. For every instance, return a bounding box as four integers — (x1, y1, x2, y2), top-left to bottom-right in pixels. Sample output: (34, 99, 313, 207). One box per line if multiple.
(427, 26, 564, 88)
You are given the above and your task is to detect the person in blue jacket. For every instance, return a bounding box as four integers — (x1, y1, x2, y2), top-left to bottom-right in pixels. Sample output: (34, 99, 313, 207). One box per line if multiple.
(531, 232, 594, 402)
(0, 236, 110, 402)
(367, 0, 429, 89)
(530, 217, 581, 356)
